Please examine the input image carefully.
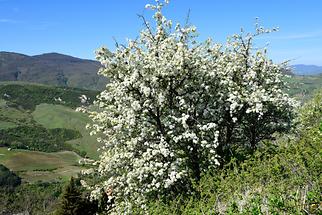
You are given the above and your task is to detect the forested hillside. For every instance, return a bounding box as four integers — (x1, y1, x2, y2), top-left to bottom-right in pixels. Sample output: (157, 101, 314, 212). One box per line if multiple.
(0, 52, 107, 90)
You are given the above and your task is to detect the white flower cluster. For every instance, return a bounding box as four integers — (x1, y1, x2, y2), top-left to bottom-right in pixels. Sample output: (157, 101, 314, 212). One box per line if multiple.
(81, 0, 296, 213)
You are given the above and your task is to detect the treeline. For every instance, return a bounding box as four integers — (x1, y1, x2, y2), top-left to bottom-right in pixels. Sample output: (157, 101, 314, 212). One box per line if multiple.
(0, 83, 98, 111)
(0, 179, 63, 215)
(0, 125, 82, 153)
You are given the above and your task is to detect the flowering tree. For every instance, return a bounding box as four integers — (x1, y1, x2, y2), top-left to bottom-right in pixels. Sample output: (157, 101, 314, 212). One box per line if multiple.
(79, 0, 297, 212)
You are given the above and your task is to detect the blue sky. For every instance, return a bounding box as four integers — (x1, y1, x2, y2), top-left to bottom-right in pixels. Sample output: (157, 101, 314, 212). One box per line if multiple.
(0, 0, 322, 65)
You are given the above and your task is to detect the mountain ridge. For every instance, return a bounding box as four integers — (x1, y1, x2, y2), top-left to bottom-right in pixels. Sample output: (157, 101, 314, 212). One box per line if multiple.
(0, 51, 106, 90)
(1, 51, 321, 90)
(291, 64, 322, 76)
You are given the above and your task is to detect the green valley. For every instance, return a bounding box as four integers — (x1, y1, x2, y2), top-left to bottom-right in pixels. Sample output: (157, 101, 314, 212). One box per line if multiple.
(285, 73, 322, 102)
(0, 82, 101, 183)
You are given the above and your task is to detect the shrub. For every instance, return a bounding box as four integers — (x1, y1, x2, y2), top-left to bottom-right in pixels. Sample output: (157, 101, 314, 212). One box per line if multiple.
(80, 0, 296, 212)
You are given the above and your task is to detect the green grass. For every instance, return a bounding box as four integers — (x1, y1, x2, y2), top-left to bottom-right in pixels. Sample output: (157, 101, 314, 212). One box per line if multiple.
(0, 81, 49, 87)
(0, 121, 16, 129)
(0, 103, 33, 129)
(1, 97, 31, 129)
(32, 104, 101, 159)
(0, 86, 100, 183)
(0, 81, 102, 207)
(0, 147, 83, 183)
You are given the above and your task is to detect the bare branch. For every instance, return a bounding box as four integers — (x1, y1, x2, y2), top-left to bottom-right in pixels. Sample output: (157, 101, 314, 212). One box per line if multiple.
(137, 14, 155, 41)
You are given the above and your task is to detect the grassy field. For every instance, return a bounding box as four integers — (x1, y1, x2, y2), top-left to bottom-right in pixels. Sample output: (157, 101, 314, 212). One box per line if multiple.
(0, 81, 50, 87)
(0, 101, 34, 130)
(32, 103, 101, 159)
(0, 106, 97, 183)
(0, 147, 83, 183)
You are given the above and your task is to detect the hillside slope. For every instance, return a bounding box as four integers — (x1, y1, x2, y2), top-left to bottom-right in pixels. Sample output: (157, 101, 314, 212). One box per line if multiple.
(0, 82, 101, 183)
(0, 81, 100, 155)
(285, 73, 322, 102)
(0, 52, 107, 90)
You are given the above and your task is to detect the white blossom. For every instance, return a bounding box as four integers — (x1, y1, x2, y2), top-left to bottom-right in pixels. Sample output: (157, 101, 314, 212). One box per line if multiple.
(80, 0, 296, 213)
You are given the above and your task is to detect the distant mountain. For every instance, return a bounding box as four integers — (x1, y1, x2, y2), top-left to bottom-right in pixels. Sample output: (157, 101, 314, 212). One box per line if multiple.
(0, 52, 107, 90)
(2, 51, 320, 88)
(291, 64, 322, 76)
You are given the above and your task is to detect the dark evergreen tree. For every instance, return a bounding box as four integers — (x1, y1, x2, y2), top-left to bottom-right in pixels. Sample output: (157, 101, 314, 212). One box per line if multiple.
(55, 177, 97, 215)
(0, 164, 21, 191)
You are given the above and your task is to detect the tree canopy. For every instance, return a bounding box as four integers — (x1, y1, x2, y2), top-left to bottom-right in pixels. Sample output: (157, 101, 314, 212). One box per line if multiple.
(0, 164, 21, 190)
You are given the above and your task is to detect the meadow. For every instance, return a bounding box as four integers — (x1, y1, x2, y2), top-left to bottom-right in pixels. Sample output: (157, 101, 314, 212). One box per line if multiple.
(0, 147, 82, 183)
(32, 104, 101, 159)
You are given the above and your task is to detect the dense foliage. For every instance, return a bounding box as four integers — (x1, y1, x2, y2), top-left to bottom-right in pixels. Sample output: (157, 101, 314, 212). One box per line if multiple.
(55, 177, 97, 215)
(0, 164, 21, 191)
(145, 89, 322, 214)
(0, 181, 63, 215)
(0, 125, 82, 152)
(297, 88, 322, 129)
(79, 0, 297, 212)
(0, 83, 98, 111)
